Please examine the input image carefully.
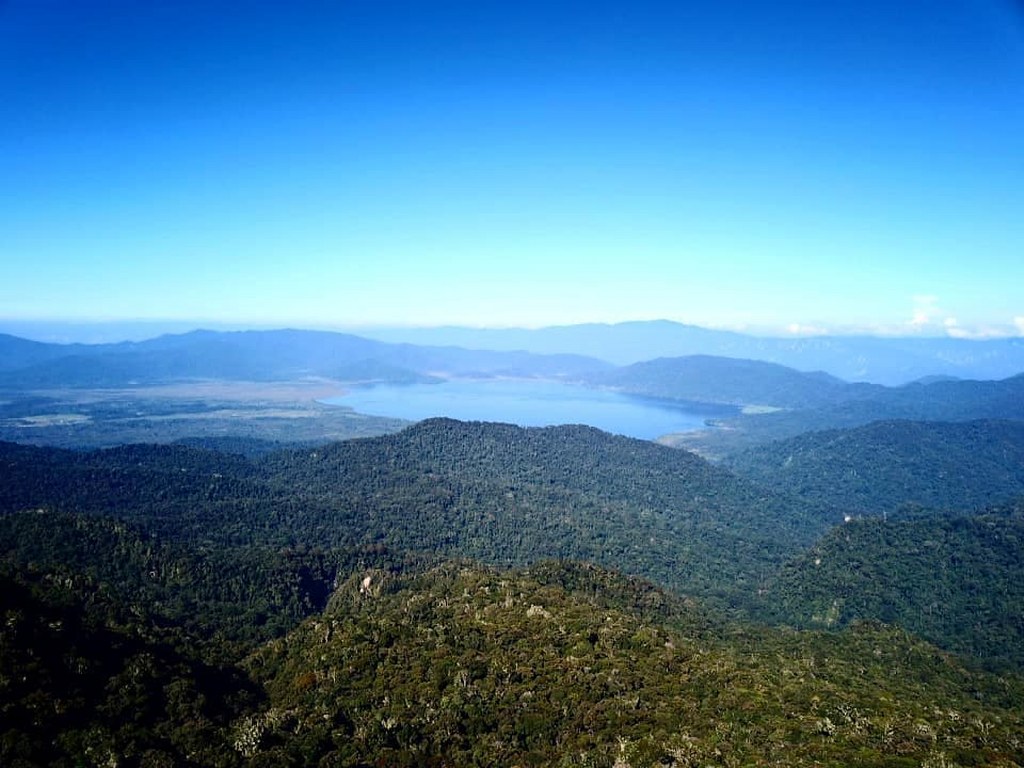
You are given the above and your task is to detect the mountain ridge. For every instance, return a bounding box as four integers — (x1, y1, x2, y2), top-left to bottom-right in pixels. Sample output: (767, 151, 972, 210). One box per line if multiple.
(587, 354, 885, 409)
(0, 418, 834, 612)
(361, 319, 1024, 384)
(6, 321, 1024, 385)
(0, 328, 611, 388)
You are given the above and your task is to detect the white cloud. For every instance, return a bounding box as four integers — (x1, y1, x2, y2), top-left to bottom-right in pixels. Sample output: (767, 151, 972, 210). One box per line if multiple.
(944, 322, 1015, 340)
(786, 322, 828, 336)
(901, 298, 1020, 339)
(909, 295, 941, 329)
(942, 316, 972, 338)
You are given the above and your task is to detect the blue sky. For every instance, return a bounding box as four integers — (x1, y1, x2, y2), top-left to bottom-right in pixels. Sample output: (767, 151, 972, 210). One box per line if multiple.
(1, 0, 1022, 337)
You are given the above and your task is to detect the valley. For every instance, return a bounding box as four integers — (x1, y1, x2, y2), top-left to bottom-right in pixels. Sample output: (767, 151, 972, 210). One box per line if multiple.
(1, 325, 1023, 766)
(0, 380, 408, 451)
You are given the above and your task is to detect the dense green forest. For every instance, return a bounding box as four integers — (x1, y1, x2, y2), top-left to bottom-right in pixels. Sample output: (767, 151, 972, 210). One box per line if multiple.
(0, 420, 835, 610)
(4, 557, 1023, 766)
(3, 415, 1024, 765)
(244, 563, 1024, 767)
(726, 420, 1024, 515)
(762, 499, 1024, 670)
(0, 563, 260, 766)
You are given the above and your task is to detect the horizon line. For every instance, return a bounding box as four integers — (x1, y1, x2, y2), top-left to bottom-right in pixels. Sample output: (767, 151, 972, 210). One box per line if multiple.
(2, 316, 1024, 345)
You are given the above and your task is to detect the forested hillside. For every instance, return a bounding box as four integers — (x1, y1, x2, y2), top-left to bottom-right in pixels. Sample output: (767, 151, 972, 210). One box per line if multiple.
(241, 563, 1024, 766)
(726, 419, 1024, 515)
(763, 500, 1024, 670)
(3, 414, 1024, 765)
(5, 555, 1023, 766)
(0, 510, 358, 646)
(0, 564, 260, 765)
(0, 420, 835, 611)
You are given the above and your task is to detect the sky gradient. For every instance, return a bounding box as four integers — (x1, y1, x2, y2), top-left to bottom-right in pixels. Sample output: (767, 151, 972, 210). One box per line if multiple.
(2, 0, 1023, 337)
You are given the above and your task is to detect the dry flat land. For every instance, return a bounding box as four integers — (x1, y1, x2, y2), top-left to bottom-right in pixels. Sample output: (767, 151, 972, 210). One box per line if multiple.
(0, 379, 408, 450)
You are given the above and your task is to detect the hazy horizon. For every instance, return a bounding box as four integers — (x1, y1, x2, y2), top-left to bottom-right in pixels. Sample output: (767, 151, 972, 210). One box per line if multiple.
(4, 316, 1024, 347)
(3, 1, 1022, 338)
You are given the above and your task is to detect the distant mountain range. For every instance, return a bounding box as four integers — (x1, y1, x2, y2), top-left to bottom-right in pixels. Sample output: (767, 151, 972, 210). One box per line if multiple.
(676, 372, 1024, 457)
(5, 328, 1024, 457)
(4, 323, 1024, 393)
(5, 319, 1024, 384)
(586, 354, 884, 409)
(362, 319, 1024, 384)
(0, 328, 609, 388)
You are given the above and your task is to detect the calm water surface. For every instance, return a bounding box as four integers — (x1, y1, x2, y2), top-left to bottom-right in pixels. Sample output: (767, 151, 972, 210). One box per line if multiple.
(326, 379, 732, 440)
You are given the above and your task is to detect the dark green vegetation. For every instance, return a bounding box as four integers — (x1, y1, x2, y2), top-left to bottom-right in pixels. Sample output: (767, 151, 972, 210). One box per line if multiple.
(3, 328, 1024, 765)
(0, 420, 833, 611)
(3, 418, 1023, 670)
(726, 420, 1024, 515)
(763, 500, 1024, 671)
(1, 563, 260, 766)
(0, 509, 360, 648)
(5, 552, 1024, 766)
(244, 564, 1024, 767)
(1, 419, 1023, 768)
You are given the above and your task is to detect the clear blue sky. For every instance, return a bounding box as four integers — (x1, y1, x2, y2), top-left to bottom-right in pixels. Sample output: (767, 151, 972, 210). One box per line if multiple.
(2, 0, 1022, 337)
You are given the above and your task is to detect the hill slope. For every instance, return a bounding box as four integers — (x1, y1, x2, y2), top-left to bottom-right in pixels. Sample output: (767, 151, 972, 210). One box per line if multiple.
(257, 418, 834, 602)
(680, 373, 1024, 458)
(726, 419, 1024, 515)
(763, 501, 1024, 670)
(588, 354, 881, 409)
(5, 556, 1023, 766)
(0, 419, 833, 612)
(243, 561, 1024, 766)
(6, 420, 1024, 673)
(0, 564, 259, 766)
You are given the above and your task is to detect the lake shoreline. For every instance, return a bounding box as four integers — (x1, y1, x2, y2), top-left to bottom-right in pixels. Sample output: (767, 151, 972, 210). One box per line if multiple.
(323, 377, 735, 441)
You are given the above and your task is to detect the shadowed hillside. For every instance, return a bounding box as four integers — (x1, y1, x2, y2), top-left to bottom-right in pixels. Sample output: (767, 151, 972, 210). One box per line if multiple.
(762, 500, 1024, 670)
(0, 419, 834, 611)
(726, 419, 1024, 515)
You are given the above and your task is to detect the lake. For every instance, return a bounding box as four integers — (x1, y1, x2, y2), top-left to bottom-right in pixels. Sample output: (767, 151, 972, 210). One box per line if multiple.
(325, 379, 735, 440)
